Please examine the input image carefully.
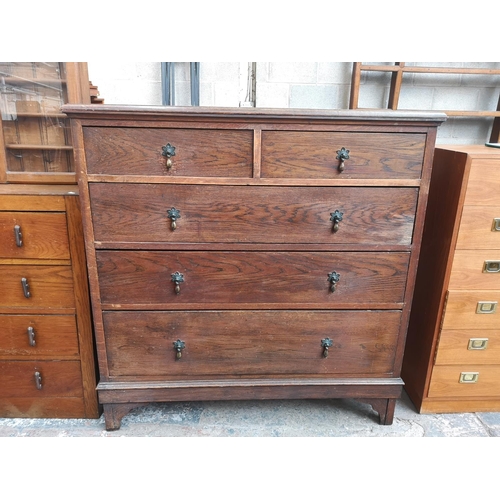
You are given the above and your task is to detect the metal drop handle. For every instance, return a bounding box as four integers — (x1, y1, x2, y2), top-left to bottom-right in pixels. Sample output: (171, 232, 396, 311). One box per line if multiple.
(330, 210, 344, 233)
(14, 224, 23, 247)
(173, 339, 185, 360)
(327, 271, 340, 292)
(34, 371, 42, 390)
(162, 143, 176, 169)
(336, 147, 350, 173)
(167, 207, 181, 230)
(27, 326, 36, 347)
(321, 338, 333, 358)
(171, 272, 184, 294)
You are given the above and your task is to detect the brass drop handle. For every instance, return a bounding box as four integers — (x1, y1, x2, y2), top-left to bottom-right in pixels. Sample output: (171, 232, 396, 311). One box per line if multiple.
(171, 272, 184, 294)
(14, 224, 23, 247)
(34, 370, 42, 390)
(330, 210, 344, 233)
(162, 143, 176, 169)
(173, 339, 185, 360)
(327, 271, 340, 292)
(21, 277, 31, 298)
(27, 326, 36, 347)
(336, 147, 350, 173)
(167, 207, 181, 231)
(321, 338, 333, 358)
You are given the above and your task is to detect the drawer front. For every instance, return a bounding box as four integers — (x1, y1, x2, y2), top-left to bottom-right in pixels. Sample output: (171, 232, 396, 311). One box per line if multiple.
(442, 291, 500, 330)
(435, 329, 500, 365)
(463, 160, 500, 206)
(96, 250, 410, 307)
(428, 365, 500, 398)
(261, 131, 426, 179)
(0, 212, 69, 260)
(448, 250, 500, 290)
(89, 184, 418, 246)
(0, 315, 79, 357)
(456, 205, 500, 250)
(83, 127, 253, 177)
(0, 360, 83, 398)
(103, 310, 402, 378)
(0, 265, 75, 309)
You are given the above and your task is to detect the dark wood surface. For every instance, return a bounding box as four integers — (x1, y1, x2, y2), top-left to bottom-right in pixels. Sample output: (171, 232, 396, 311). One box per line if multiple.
(64, 105, 445, 429)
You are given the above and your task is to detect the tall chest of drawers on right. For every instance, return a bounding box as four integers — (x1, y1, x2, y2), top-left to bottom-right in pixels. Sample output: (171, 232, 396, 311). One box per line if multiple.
(403, 145, 500, 413)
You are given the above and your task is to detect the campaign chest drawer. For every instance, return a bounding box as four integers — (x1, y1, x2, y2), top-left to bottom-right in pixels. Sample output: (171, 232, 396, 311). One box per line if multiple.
(89, 183, 418, 246)
(64, 104, 445, 429)
(103, 310, 401, 379)
(83, 127, 253, 177)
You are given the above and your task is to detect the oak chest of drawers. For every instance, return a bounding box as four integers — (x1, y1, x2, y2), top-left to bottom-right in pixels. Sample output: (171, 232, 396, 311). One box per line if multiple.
(0, 185, 99, 418)
(64, 104, 445, 430)
(403, 145, 500, 413)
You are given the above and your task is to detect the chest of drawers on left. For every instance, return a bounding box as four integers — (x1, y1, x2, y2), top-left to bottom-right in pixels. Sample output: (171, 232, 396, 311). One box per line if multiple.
(0, 185, 99, 418)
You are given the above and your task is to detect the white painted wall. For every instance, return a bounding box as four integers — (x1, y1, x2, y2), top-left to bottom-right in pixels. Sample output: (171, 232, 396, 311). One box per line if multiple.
(87, 62, 500, 144)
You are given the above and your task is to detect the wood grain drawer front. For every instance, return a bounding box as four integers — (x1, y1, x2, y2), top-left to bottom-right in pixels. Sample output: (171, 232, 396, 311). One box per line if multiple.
(83, 127, 253, 177)
(456, 205, 500, 250)
(448, 250, 500, 290)
(90, 184, 418, 246)
(0, 212, 69, 260)
(96, 250, 410, 308)
(0, 315, 79, 357)
(0, 361, 83, 398)
(103, 310, 401, 378)
(261, 131, 426, 179)
(428, 365, 500, 398)
(442, 291, 500, 330)
(463, 160, 500, 206)
(435, 329, 500, 365)
(0, 265, 75, 309)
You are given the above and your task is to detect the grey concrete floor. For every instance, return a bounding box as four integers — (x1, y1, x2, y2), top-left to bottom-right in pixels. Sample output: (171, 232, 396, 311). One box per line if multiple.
(1, 390, 500, 437)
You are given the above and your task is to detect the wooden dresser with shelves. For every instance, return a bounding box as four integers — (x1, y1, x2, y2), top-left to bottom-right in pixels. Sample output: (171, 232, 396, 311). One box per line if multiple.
(403, 144, 500, 413)
(0, 62, 100, 418)
(64, 104, 445, 430)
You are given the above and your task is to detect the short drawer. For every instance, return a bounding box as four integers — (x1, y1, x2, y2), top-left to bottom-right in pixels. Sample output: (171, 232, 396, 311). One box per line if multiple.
(428, 365, 500, 398)
(103, 310, 402, 378)
(96, 250, 410, 308)
(89, 183, 418, 246)
(83, 127, 253, 177)
(463, 160, 500, 206)
(0, 212, 69, 259)
(0, 315, 79, 357)
(435, 329, 500, 365)
(456, 205, 500, 250)
(0, 265, 75, 310)
(261, 131, 426, 179)
(441, 291, 500, 330)
(0, 360, 83, 398)
(448, 250, 500, 290)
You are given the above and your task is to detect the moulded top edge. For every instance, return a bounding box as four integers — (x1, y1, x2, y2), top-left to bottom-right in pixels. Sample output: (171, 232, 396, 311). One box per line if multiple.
(61, 104, 447, 123)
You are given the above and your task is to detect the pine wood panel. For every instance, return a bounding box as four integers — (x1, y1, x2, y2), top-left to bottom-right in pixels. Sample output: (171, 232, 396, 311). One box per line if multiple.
(83, 127, 254, 177)
(89, 183, 418, 246)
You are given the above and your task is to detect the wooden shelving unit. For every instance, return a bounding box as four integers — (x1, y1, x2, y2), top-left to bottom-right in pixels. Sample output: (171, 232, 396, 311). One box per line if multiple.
(349, 62, 500, 143)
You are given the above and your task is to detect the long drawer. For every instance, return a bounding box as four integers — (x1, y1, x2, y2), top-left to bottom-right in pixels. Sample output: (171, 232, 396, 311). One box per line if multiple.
(89, 184, 418, 246)
(103, 310, 402, 379)
(456, 205, 500, 250)
(0, 265, 75, 309)
(0, 211, 70, 259)
(0, 315, 79, 357)
(83, 127, 254, 177)
(448, 250, 500, 289)
(0, 361, 84, 398)
(96, 250, 410, 308)
(261, 131, 426, 179)
(441, 291, 500, 330)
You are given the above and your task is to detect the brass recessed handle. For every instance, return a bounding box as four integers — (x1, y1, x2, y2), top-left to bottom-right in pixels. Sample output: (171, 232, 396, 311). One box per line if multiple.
(330, 210, 344, 232)
(162, 143, 176, 169)
(321, 338, 333, 358)
(14, 225, 23, 247)
(173, 339, 185, 360)
(468, 338, 488, 350)
(171, 272, 184, 294)
(34, 370, 42, 390)
(492, 218, 500, 232)
(21, 277, 31, 298)
(483, 260, 500, 273)
(459, 372, 479, 384)
(336, 147, 350, 173)
(327, 271, 340, 292)
(167, 207, 181, 230)
(27, 326, 36, 347)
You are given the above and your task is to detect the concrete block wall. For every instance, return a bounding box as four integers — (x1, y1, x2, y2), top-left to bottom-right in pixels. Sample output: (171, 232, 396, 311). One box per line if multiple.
(87, 61, 500, 144)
